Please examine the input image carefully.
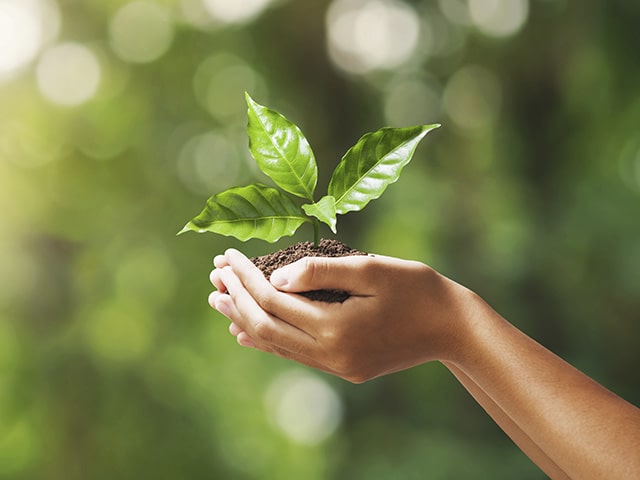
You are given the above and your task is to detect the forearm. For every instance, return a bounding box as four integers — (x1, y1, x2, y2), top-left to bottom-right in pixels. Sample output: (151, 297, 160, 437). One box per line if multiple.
(449, 295, 640, 480)
(443, 361, 570, 479)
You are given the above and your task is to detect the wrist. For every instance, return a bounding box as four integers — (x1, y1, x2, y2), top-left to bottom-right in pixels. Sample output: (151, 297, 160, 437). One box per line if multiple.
(432, 278, 501, 368)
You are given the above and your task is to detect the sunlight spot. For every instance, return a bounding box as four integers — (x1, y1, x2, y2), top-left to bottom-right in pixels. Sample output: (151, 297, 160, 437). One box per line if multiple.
(179, 0, 215, 29)
(384, 75, 441, 126)
(193, 53, 264, 121)
(443, 65, 501, 132)
(265, 369, 343, 445)
(0, 0, 60, 81)
(438, 0, 472, 26)
(177, 131, 243, 195)
(109, 1, 174, 64)
(327, 0, 420, 74)
(36, 42, 101, 107)
(202, 0, 273, 25)
(421, 10, 466, 58)
(3, 120, 69, 168)
(468, 0, 529, 38)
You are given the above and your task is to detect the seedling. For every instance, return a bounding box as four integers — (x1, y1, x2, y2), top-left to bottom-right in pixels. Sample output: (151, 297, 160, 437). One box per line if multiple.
(178, 93, 440, 246)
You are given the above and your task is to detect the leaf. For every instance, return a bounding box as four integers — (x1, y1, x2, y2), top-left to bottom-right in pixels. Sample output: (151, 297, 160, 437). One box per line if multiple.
(302, 196, 337, 233)
(246, 93, 318, 201)
(178, 184, 310, 243)
(328, 124, 440, 215)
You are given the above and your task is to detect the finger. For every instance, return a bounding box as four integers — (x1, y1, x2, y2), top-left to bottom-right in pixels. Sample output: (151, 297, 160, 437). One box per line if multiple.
(269, 254, 379, 294)
(227, 318, 355, 380)
(213, 254, 229, 268)
(237, 333, 345, 379)
(210, 269, 227, 292)
(236, 331, 256, 348)
(229, 322, 242, 336)
(219, 266, 319, 356)
(223, 249, 322, 328)
(209, 291, 242, 321)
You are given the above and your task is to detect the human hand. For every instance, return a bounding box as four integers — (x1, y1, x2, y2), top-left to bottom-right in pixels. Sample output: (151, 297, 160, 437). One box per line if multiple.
(209, 249, 478, 383)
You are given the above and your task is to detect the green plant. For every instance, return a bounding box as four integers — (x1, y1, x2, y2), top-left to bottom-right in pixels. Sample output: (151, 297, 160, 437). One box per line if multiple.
(178, 93, 440, 246)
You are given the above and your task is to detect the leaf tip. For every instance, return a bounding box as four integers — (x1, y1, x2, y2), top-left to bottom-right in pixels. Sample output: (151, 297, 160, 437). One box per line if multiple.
(176, 223, 192, 236)
(245, 91, 258, 109)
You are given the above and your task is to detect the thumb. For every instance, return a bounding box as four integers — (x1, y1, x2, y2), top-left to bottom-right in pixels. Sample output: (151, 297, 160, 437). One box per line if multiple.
(269, 255, 374, 293)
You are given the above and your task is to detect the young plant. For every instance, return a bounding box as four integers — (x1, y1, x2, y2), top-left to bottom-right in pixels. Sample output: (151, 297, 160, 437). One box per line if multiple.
(178, 93, 440, 246)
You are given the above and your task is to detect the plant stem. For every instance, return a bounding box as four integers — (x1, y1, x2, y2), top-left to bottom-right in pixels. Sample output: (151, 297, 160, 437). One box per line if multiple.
(313, 219, 320, 248)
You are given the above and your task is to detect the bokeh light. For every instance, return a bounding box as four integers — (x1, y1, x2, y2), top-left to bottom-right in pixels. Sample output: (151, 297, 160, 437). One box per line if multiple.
(437, 0, 472, 26)
(193, 53, 265, 122)
(2, 117, 70, 168)
(0, 0, 60, 81)
(265, 369, 343, 445)
(442, 64, 501, 132)
(177, 130, 244, 195)
(418, 9, 467, 58)
(36, 42, 101, 107)
(468, 0, 529, 38)
(326, 0, 420, 74)
(108, 1, 174, 64)
(202, 0, 273, 25)
(384, 74, 441, 126)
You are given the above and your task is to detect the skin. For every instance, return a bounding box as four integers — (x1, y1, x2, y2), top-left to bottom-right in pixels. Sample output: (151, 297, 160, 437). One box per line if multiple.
(209, 249, 640, 480)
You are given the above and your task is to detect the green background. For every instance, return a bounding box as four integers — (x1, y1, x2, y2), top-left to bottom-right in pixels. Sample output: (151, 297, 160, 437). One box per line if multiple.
(1, 0, 639, 478)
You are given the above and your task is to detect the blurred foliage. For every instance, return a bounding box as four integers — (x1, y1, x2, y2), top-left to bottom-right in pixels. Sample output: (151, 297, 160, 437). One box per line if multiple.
(1, 0, 639, 478)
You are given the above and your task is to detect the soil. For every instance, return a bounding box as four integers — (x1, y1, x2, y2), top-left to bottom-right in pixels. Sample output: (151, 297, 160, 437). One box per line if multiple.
(251, 238, 368, 303)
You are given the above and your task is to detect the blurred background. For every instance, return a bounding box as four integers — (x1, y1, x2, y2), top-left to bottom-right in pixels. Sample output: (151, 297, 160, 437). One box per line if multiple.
(1, 0, 639, 478)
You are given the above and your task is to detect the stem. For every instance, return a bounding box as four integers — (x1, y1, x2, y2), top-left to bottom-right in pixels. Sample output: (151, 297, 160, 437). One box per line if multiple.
(312, 219, 320, 248)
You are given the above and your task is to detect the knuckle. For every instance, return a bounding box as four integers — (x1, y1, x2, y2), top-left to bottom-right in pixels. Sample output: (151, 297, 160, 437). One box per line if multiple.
(327, 350, 372, 384)
(304, 257, 329, 284)
(252, 318, 274, 343)
(251, 286, 281, 314)
(256, 290, 276, 312)
(330, 352, 356, 376)
(358, 256, 382, 279)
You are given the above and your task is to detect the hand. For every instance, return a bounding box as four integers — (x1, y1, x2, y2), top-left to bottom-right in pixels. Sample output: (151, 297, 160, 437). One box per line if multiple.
(209, 249, 478, 383)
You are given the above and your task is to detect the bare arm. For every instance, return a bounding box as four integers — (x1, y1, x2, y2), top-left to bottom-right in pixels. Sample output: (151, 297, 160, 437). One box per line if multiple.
(443, 361, 571, 480)
(209, 249, 640, 479)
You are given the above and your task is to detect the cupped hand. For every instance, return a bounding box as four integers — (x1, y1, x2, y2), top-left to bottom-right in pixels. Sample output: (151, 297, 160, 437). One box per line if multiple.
(209, 249, 477, 383)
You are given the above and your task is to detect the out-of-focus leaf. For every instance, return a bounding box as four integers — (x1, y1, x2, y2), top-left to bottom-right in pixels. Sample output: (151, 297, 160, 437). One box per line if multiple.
(328, 124, 440, 215)
(246, 93, 317, 201)
(178, 184, 309, 242)
(302, 195, 337, 233)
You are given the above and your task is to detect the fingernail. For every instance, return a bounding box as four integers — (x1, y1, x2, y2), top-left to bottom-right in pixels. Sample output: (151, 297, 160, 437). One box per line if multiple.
(237, 334, 256, 348)
(270, 270, 288, 288)
(215, 297, 232, 317)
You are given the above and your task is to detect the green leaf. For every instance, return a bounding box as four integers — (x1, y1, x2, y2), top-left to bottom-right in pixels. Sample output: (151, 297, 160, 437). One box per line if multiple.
(178, 184, 310, 243)
(246, 93, 317, 201)
(328, 124, 440, 215)
(302, 196, 337, 233)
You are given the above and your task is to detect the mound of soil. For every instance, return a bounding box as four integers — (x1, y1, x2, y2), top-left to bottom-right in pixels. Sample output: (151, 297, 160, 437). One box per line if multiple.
(251, 238, 368, 303)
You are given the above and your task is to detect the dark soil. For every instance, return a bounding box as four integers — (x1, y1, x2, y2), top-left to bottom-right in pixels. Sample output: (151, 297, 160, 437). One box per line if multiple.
(251, 238, 368, 303)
